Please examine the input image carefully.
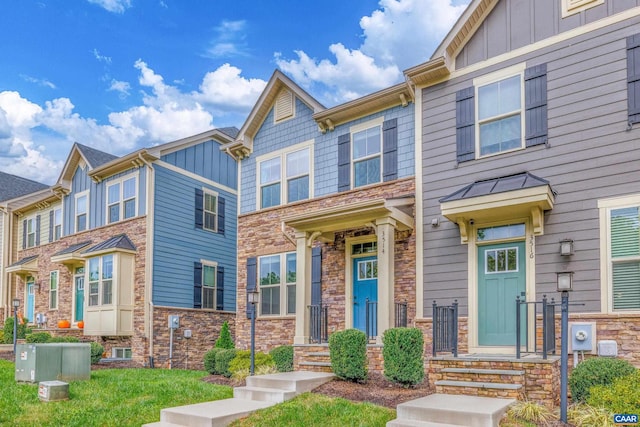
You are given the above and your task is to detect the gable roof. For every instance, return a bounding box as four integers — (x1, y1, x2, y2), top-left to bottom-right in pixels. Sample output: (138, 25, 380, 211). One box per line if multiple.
(0, 172, 49, 203)
(76, 143, 119, 168)
(54, 142, 119, 192)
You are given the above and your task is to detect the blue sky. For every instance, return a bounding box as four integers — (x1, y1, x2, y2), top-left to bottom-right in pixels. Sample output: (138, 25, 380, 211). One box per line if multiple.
(0, 0, 468, 184)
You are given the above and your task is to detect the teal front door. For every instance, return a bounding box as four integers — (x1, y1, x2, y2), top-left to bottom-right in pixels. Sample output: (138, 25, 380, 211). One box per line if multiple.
(478, 241, 526, 346)
(353, 256, 378, 332)
(74, 268, 85, 322)
(26, 279, 35, 323)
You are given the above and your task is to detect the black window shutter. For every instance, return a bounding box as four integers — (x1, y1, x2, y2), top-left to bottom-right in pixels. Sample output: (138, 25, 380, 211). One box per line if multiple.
(193, 262, 203, 309)
(216, 266, 224, 311)
(382, 118, 398, 182)
(311, 247, 322, 306)
(456, 87, 475, 162)
(35, 215, 41, 246)
(218, 197, 225, 236)
(49, 210, 54, 243)
(194, 188, 203, 229)
(525, 63, 548, 147)
(627, 34, 640, 125)
(337, 133, 351, 192)
(246, 257, 257, 319)
(22, 219, 27, 249)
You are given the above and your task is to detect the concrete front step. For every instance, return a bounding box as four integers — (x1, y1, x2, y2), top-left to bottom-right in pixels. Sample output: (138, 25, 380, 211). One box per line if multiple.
(142, 422, 185, 427)
(393, 394, 515, 427)
(440, 368, 524, 376)
(246, 371, 334, 393)
(159, 398, 275, 427)
(233, 385, 297, 402)
(387, 419, 463, 427)
(435, 380, 522, 390)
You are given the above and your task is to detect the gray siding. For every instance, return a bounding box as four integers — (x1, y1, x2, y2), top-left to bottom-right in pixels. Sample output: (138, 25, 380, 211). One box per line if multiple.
(422, 14, 640, 315)
(457, 0, 640, 69)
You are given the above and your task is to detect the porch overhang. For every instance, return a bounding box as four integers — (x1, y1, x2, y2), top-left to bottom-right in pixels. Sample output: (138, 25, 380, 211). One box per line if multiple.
(6, 255, 39, 275)
(283, 197, 414, 238)
(50, 241, 92, 266)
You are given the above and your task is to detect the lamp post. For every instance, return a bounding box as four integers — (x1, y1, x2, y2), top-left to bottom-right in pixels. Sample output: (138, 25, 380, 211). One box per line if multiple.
(12, 298, 20, 354)
(247, 289, 260, 376)
(557, 271, 573, 424)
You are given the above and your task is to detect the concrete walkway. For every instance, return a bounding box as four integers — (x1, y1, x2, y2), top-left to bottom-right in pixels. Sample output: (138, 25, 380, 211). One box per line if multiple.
(143, 371, 335, 427)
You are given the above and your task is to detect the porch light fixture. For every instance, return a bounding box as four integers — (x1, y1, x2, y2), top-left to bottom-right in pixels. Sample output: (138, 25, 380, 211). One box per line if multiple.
(559, 239, 574, 256)
(556, 271, 574, 292)
(247, 289, 260, 376)
(35, 281, 41, 292)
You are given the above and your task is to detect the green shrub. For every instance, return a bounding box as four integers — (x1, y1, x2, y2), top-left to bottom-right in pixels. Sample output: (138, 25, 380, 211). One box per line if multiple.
(588, 369, 640, 414)
(228, 350, 275, 377)
(0, 331, 4, 343)
(215, 321, 234, 349)
(49, 336, 80, 343)
(203, 348, 223, 374)
(90, 342, 104, 364)
(2, 317, 31, 344)
(231, 364, 278, 383)
(270, 345, 294, 372)
(26, 332, 52, 343)
(569, 357, 635, 402)
(215, 349, 237, 378)
(382, 328, 424, 386)
(329, 329, 367, 382)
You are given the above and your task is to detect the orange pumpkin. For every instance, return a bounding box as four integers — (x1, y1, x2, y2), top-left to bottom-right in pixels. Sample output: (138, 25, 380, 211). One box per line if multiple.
(77, 321, 84, 329)
(58, 319, 71, 328)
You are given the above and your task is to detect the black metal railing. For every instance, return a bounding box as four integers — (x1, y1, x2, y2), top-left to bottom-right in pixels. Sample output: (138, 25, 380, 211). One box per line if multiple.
(308, 304, 328, 343)
(365, 299, 378, 341)
(395, 301, 408, 327)
(432, 300, 458, 357)
(516, 295, 557, 359)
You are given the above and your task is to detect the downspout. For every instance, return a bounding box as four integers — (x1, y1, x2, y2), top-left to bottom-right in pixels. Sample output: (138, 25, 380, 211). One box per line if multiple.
(137, 153, 156, 365)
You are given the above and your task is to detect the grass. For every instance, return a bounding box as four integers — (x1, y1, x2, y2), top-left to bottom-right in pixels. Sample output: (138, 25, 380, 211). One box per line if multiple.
(229, 392, 396, 427)
(0, 360, 232, 426)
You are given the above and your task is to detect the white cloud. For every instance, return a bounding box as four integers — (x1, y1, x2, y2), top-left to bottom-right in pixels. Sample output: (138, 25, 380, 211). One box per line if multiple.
(205, 20, 249, 58)
(87, 0, 132, 13)
(20, 74, 56, 89)
(109, 79, 131, 97)
(93, 48, 112, 64)
(195, 63, 266, 110)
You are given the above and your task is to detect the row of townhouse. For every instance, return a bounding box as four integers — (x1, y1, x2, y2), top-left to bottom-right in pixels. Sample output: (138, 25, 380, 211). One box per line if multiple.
(1, 0, 639, 375)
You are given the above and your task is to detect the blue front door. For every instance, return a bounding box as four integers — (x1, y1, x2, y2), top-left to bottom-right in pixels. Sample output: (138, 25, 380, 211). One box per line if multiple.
(353, 256, 378, 332)
(74, 268, 85, 322)
(26, 279, 35, 323)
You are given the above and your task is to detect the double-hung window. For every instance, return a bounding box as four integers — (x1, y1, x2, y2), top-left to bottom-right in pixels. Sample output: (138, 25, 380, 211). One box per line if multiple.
(476, 68, 524, 157)
(49, 271, 58, 310)
(26, 217, 36, 248)
(352, 126, 381, 187)
(258, 144, 311, 209)
(600, 196, 640, 311)
(202, 263, 217, 309)
(203, 191, 218, 232)
(53, 208, 62, 241)
(88, 254, 113, 306)
(75, 192, 88, 232)
(259, 252, 296, 316)
(107, 176, 136, 224)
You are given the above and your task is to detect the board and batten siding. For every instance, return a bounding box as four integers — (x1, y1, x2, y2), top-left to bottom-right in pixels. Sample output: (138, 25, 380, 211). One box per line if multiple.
(457, 0, 640, 69)
(422, 14, 640, 315)
(152, 164, 237, 311)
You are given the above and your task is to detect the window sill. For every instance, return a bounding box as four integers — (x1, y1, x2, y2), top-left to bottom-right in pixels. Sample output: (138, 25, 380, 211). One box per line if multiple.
(257, 315, 295, 321)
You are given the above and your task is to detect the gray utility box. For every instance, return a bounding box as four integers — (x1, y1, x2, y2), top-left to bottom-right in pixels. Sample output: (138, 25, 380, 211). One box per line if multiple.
(15, 343, 91, 383)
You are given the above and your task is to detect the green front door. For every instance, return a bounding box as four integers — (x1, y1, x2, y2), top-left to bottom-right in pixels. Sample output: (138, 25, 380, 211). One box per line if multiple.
(478, 241, 526, 346)
(74, 267, 84, 322)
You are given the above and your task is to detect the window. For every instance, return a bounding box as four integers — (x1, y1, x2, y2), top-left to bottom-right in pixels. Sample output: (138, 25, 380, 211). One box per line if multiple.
(477, 224, 525, 241)
(49, 271, 58, 310)
(26, 217, 36, 248)
(107, 176, 136, 223)
(203, 191, 218, 232)
(53, 208, 62, 241)
(476, 72, 523, 157)
(88, 254, 113, 306)
(202, 264, 217, 309)
(485, 248, 519, 273)
(352, 126, 381, 187)
(76, 192, 88, 232)
(112, 347, 132, 359)
(259, 252, 296, 316)
(562, 0, 604, 17)
(258, 144, 311, 209)
(357, 259, 378, 280)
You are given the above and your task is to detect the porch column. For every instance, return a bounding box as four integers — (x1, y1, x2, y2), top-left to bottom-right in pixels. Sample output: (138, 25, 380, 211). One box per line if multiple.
(375, 217, 396, 344)
(294, 231, 312, 344)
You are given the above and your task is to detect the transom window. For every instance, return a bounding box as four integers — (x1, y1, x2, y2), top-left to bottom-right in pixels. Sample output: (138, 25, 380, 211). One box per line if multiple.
(259, 253, 296, 316)
(610, 206, 640, 310)
(49, 271, 58, 310)
(107, 176, 136, 224)
(357, 260, 378, 280)
(202, 264, 217, 309)
(53, 208, 62, 241)
(352, 242, 377, 255)
(259, 145, 311, 209)
(477, 224, 525, 241)
(477, 73, 523, 157)
(485, 248, 519, 273)
(352, 126, 381, 187)
(88, 254, 113, 306)
(76, 192, 88, 232)
(203, 191, 218, 232)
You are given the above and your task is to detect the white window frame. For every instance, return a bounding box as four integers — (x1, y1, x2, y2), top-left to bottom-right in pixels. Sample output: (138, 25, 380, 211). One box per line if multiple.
(112, 347, 132, 359)
(350, 117, 384, 189)
(598, 194, 640, 313)
(258, 252, 296, 317)
(256, 140, 313, 210)
(201, 260, 218, 309)
(75, 190, 89, 233)
(106, 174, 137, 224)
(25, 215, 36, 248)
(87, 254, 114, 307)
(49, 270, 59, 310)
(562, 0, 604, 17)
(473, 63, 526, 159)
(53, 207, 62, 241)
(202, 189, 218, 232)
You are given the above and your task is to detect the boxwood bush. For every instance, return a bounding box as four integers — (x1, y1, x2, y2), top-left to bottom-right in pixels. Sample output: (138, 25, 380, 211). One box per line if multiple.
(588, 369, 640, 414)
(569, 357, 635, 402)
(215, 348, 238, 378)
(270, 345, 294, 372)
(382, 327, 424, 386)
(203, 348, 223, 374)
(90, 342, 104, 364)
(329, 329, 367, 382)
(26, 332, 53, 343)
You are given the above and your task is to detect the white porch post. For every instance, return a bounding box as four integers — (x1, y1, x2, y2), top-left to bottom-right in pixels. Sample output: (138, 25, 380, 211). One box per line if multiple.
(375, 217, 396, 344)
(294, 231, 312, 344)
